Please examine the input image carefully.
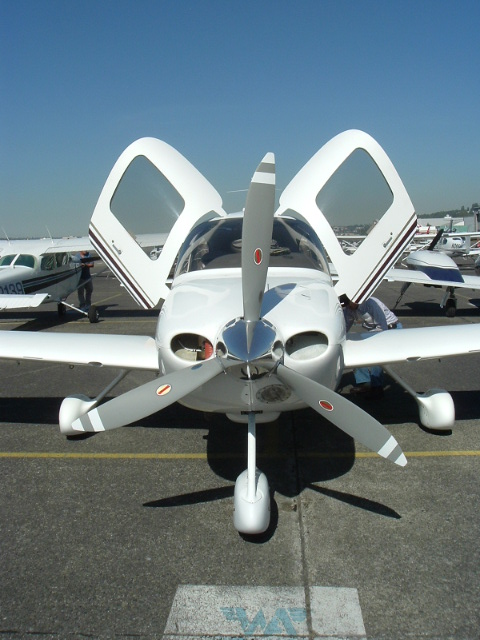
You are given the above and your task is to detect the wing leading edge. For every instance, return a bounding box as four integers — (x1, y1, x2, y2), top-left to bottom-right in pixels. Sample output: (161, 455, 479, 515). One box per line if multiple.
(0, 293, 49, 309)
(387, 267, 480, 290)
(0, 331, 159, 370)
(344, 324, 480, 369)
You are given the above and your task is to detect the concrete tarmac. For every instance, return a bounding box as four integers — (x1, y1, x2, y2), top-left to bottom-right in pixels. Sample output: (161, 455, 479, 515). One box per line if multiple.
(0, 272, 479, 639)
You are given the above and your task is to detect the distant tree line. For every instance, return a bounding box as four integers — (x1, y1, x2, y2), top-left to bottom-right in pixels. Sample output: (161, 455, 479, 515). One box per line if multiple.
(421, 203, 479, 219)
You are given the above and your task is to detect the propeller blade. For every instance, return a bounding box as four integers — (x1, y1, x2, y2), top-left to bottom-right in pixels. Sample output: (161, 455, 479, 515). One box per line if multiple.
(427, 228, 443, 251)
(242, 152, 276, 331)
(276, 364, 406, 466)
(71, 358, 224, 432)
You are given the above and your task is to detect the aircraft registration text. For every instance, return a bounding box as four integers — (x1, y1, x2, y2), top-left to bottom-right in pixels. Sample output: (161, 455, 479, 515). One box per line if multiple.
(0, 282, 25, 295)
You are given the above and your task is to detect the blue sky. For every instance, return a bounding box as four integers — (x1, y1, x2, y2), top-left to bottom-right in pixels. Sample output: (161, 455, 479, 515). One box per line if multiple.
(1, 0, 479, 237)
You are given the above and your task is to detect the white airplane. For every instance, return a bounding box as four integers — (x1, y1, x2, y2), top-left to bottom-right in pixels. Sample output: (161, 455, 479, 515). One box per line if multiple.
(434, 232, 480, 258)
(0, 233, 168, 321)
(2, 130, 480, 535)
(387, 229, 480, 316)
(0, 236, 102, 321)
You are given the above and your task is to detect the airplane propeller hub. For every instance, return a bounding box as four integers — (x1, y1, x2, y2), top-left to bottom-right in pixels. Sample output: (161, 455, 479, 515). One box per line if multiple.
(216, 317, 283, 373)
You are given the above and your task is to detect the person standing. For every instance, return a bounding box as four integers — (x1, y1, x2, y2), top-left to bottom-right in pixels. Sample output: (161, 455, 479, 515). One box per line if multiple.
(75, 250, 94, 310)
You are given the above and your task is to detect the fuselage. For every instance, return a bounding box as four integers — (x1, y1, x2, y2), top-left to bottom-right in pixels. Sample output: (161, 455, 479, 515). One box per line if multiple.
(0, 249, 81, 301)
(156, 267, 346, 421)
(405, 249, 464, 283)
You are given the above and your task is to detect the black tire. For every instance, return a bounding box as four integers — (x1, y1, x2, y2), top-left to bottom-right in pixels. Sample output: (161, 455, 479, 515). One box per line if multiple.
(445, 299, 456, 318)
(88, 306, 99, 323)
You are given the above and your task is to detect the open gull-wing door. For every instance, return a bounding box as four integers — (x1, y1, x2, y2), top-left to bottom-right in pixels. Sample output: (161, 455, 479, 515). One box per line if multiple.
(89, 137, 226, 308)
(276, 130, 417, 302)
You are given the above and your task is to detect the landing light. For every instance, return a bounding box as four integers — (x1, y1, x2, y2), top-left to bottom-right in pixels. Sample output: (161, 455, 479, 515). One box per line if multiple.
(286, 332, 329, 360)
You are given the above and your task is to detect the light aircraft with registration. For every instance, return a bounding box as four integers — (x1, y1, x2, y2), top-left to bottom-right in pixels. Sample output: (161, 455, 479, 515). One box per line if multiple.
(0, 236, 101, 321)
(387, 229, 480, 317)
(0, 233, 167, 321)
(434, 233, 480, 258)
(3, 129, 480, 535)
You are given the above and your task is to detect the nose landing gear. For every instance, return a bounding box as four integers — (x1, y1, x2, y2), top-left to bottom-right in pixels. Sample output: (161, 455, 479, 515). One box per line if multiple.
(57, 301, 100, 323)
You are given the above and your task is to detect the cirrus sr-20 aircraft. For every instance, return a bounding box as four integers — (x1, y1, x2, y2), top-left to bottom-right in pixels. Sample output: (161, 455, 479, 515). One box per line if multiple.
(2, 129, 480, 535)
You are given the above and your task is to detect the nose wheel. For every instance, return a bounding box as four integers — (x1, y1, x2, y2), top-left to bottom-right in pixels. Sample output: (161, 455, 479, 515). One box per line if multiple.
(233, 412, 270, 534)
(87, 305, 100, 323)
(56, 301, 100, 323)
(442, 287, 457, 318)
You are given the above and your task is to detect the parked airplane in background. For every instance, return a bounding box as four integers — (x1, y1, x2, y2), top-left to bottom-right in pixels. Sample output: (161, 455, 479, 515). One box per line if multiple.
(431, 231, 480, 259)
(0, 233, 168, 321)
(336, 226, 480, 259)
(388, 229, 480, 316)
(407, 211, 480, 258)
(0, 236, 101, 321)
(2, 130, 480, 534)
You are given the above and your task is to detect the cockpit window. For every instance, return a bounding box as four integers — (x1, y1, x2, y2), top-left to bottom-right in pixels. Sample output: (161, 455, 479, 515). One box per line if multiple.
(0, 254, 16, 267)
(0, 254, 35, 268)
(55, 253, 69, 267)
(41, 255, 56, 270)
(110, 155, 186, 236)
(174, 217, 330, 278)
(14, 254, 35, 268)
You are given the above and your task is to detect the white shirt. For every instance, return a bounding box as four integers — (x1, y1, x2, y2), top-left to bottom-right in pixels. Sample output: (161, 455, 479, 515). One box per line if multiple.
(358, 297, 398, 330)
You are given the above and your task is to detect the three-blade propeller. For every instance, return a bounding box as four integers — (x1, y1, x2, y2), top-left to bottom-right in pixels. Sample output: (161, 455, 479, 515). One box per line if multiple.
(70, 151, 406, 467)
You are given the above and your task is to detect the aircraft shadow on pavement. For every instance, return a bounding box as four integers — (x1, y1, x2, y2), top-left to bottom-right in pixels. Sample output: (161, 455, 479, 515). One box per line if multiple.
(306, 484, 401, 519)
(140, 405, 357, 491)
(143, 484, 280, 543)
(394, 300, 480, 318)
(343, 370, 480, 427)
(140, 406, 401, 538)
(0, 396, 61, 425)
(0, 394, 404, 539)
(7, 303, 158, 332)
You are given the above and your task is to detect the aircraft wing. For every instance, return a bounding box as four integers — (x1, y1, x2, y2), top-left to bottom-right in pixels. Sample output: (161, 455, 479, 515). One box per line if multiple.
(0, 331, 159, 370)
(387, 268, 480, 289)
(42, 236, 92, 253)
(344, 324, 480, 369)
(1, 233, 167, 258)
(135, 233, 169, 248)
(0, 293, 49, 309)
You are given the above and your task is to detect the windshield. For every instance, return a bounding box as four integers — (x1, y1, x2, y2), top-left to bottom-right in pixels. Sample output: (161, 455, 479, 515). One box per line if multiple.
(0, 254, 37, 268)
(0, 254, 17, 267)
(14, 254, 35, 268)
(174, 217, 330, 278)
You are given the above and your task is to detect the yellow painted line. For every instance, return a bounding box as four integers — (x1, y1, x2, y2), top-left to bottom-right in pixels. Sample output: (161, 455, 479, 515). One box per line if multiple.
(401, 450, 480, 457)
(94, 293, 123, 306)
(1, 451, 480, 460)
(0, 452, 209, 459)
(355, 450, 480, 459)
(298, 450, 480, 459)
